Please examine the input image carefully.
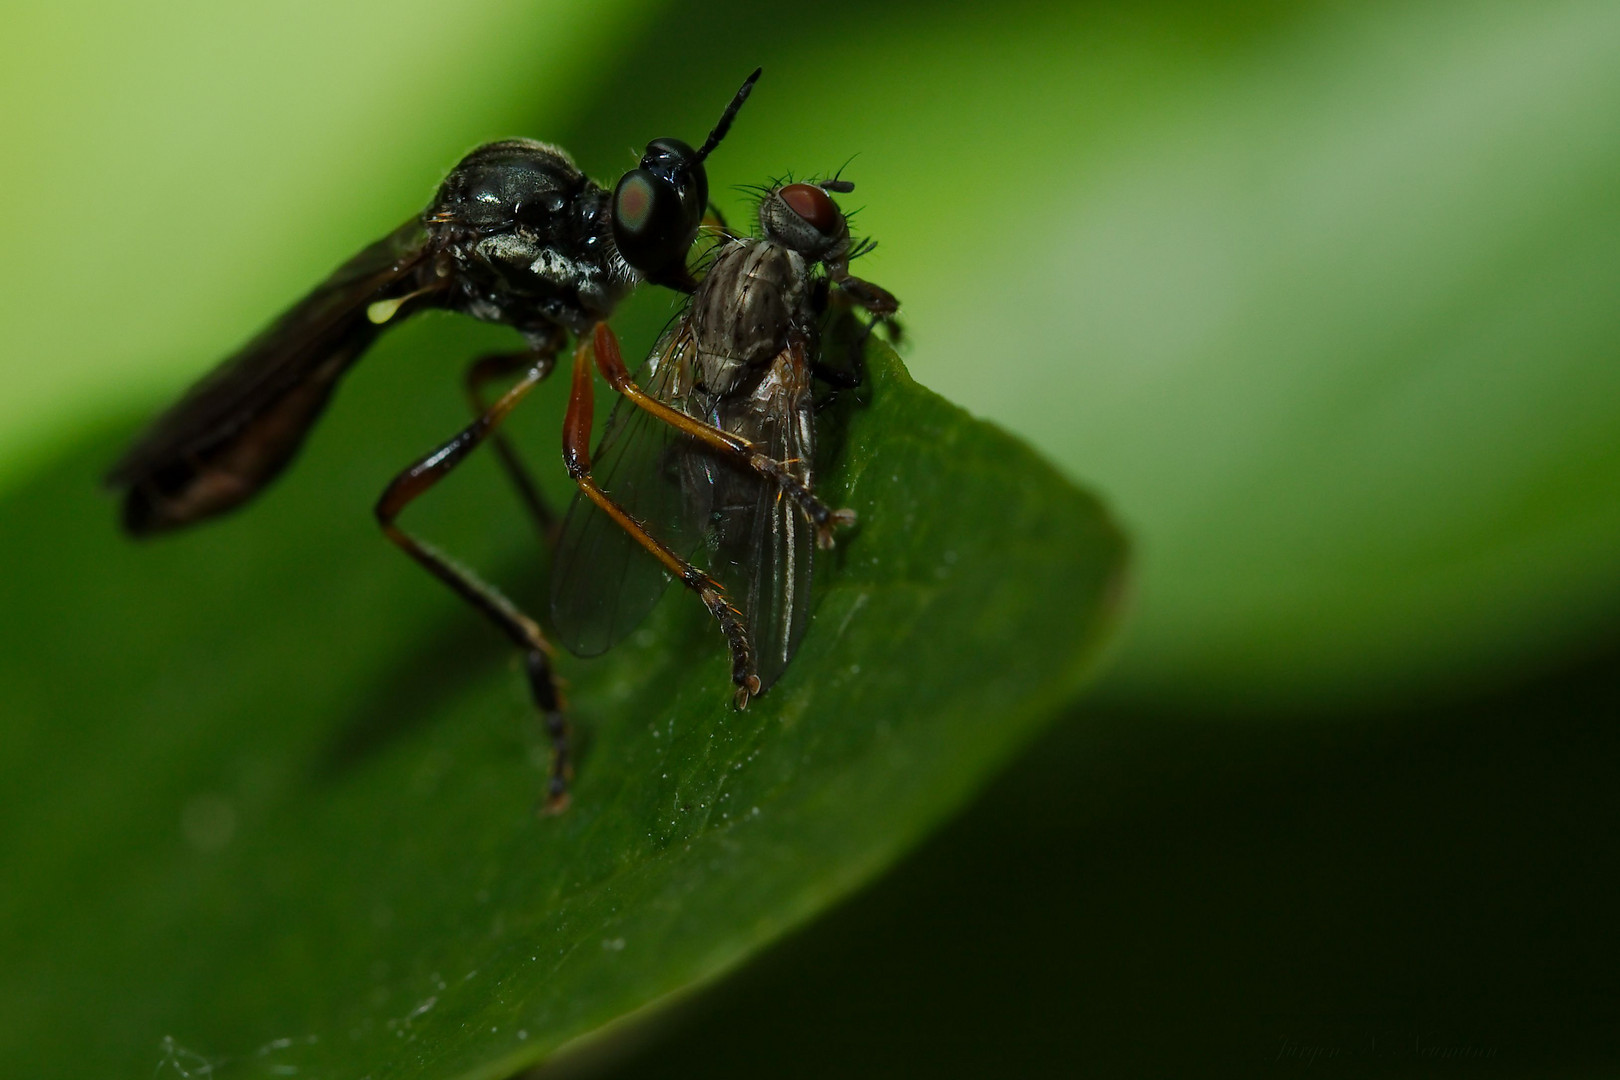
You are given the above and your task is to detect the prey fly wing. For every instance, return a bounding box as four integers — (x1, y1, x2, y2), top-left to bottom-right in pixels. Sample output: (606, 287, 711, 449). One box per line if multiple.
(550, 320, 710, 657)
(705, 335, 817, 692)
(549, 324, 818, 694)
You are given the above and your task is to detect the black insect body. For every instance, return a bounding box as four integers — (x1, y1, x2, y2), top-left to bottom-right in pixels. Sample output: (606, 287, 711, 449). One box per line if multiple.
(106, 71, 762, 812)
(551, 178, 900, 706)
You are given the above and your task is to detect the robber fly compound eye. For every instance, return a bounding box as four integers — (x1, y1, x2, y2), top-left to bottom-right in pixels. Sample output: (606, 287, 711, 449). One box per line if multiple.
(610, 140, 709, 285)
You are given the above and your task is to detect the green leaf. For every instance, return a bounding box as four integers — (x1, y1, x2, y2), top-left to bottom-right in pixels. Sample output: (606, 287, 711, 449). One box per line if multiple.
(0, 326, 1124, 1077)
(594, 644, 1620, 1077)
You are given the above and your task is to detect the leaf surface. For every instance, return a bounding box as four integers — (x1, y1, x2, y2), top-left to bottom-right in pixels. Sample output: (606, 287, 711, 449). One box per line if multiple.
(0, 330, 1124, 1079)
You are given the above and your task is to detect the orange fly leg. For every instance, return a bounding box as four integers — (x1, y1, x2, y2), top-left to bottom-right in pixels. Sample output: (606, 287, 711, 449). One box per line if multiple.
(589, 323, 856, 548)
(561, 328, 762, 704)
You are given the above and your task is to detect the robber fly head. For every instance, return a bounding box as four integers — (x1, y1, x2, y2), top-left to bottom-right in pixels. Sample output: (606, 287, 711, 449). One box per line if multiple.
(611, 68, 761, 289)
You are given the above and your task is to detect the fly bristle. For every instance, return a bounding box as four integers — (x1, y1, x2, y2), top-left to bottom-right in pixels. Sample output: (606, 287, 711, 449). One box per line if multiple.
(849, 236, 879, 261)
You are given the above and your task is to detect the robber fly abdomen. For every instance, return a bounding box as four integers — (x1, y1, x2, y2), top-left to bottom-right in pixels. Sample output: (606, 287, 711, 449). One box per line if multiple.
(551, 177, 899, 705)
(106, 71, 763, 812)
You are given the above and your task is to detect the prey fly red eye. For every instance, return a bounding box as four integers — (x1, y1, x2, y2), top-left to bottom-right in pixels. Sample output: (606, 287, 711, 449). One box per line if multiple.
(778, 182, 840, 236)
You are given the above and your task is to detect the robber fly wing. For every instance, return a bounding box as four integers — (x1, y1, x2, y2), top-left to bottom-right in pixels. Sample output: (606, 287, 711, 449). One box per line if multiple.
(707, 336, 818, 692)
(550, 321, 713, 657)
(105, 216, 443, 534)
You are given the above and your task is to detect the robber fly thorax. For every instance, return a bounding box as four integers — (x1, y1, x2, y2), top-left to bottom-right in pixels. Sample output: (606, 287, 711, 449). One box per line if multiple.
(420, 138, 634, 336)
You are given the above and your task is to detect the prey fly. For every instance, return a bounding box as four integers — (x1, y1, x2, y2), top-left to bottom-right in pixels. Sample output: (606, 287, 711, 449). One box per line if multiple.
(551, 177, 900, 705)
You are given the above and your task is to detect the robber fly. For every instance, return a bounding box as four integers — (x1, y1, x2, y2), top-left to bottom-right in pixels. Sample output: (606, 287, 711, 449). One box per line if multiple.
(550, 177, 899, 706)
(105, 71, 763, 812)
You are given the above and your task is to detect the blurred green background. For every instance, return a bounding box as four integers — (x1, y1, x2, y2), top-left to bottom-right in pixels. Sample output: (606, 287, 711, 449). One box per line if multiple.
(4, 0, 1619, 1074)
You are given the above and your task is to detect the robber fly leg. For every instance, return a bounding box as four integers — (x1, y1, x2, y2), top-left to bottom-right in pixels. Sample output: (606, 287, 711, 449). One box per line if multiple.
(562, 329, 762, 707)
(464, 326, 566, 543)
(375, 357, 573, 812)
(587, 323, 857, 549)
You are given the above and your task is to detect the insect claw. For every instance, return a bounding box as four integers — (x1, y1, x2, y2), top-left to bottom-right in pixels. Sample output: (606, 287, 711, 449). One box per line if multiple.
(817, 507, 857, 549)
(731, 670, 762, 709)
(540, 772, 572, 815)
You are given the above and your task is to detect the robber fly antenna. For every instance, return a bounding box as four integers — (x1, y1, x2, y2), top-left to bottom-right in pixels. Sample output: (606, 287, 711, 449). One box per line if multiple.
(695, 67, 762, 164)
(613, 69, 763, 286)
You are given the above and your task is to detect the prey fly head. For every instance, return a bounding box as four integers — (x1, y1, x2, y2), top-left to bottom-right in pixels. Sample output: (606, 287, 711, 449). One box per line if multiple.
(758, 178, 899, 319)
